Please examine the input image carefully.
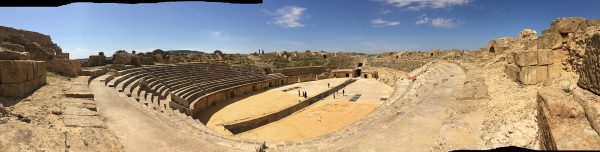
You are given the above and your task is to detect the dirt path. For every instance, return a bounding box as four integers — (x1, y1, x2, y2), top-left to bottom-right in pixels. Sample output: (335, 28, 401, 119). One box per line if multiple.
(89, 75, 230, 152)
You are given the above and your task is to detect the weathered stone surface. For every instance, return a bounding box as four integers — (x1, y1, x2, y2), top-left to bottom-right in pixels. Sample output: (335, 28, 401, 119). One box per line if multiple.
(0, 60, 29, 84)
(578, 34, 600, 95)
(573, 86, 600, 135)
(63, 107, 98, 116)
(0, 77, 45, 97)
(506, 52, 515, 64)
(504, 64, 518, 81)
(514, 51, 538, 66)
(537, 49, 554, 65)
(518, 66, 537, 85)
(48, 59, 81, 77)
(139, 56, 154, 65)
(88, 54, 107, 67)
(537, 87, 600, 150)
(457, 76, 489, 100)
(63, 115, 105, 128)
(551, 17, 586, 34)
(536, 66, 548, 84)
(0, 48, 30, 60)
(537, 32, 562, 49)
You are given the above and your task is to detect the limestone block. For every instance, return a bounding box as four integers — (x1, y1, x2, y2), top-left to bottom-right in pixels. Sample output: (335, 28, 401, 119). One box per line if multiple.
(536, 66, 548, 84)
(518, 66, 537, 85)
(0, 83, 29, 97)
(504, 64, 519, 81)
(537, 32, 562, 49)
(538, 88, 584, 119)
(578, 34, 600, 95)
(48, 59, 81, 77)
(548, 64, 562, 80)
(514, 51, 538, 66)
(573, 86, 600, 136)
(35, 61, 47, 78)
(0, 60, 28, 84)
(537, 49, 554, 65)
(25, 61, 34, 81)
(537, 87, 600, 150)
(0, 77, 43, 97)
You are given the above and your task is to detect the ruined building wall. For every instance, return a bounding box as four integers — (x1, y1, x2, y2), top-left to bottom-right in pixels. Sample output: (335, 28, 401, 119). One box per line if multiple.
(505, 49, 555, 85)
(0, 60, 47, 97)
(500, 17, 600, 85)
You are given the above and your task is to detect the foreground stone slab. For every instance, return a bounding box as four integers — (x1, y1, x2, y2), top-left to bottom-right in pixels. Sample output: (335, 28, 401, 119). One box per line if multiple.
(573, 86, 600, 135)
(63, 115, 105, 128)
(63, 107, 98, 116)
(537, 87, 600, 150)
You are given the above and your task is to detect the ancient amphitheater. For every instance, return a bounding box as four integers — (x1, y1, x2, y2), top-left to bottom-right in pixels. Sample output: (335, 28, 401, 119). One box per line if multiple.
(1, 17, 600, 151)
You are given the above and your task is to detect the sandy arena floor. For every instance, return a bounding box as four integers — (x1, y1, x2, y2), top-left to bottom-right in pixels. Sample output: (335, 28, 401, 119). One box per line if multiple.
(199, 78, 350, 135)
(237, 79, 392, 142)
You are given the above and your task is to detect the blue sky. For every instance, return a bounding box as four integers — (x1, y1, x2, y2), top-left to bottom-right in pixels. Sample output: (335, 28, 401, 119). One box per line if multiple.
(0, 0, 599, 59)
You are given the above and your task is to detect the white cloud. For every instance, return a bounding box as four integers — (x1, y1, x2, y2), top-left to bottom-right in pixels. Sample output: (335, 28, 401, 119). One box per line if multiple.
(431, 17, 461, 28)
(415, 14, 429, 25)
(378, 0, 470, 11)
(370, 18, 400, 27)
(380, 9, 392, 14)
(414, 15, 461, 28)
(270, 6, 307, 28)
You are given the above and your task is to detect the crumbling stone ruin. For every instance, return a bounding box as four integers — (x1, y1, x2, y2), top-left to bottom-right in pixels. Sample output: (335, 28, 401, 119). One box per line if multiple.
(0, 26, 81, 77)
(500, 18, 600, 85)
(536, 33, 600, 150)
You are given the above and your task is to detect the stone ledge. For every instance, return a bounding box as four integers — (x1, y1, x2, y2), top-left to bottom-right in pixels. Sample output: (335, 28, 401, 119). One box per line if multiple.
(537, 87, 600, 150)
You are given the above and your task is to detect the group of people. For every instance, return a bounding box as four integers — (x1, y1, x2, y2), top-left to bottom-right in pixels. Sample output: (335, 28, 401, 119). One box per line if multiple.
(296, 82, 346, 100)
(298, 90, 308, 99)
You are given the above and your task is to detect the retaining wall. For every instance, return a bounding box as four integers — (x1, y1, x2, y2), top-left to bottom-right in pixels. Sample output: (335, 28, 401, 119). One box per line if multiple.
(0, 60, 47, 97)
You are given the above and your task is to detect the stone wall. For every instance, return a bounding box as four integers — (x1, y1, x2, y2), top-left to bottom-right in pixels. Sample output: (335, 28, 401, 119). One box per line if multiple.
(577, 34, 600, 95)
(272, 66, 325, 77)
(48, 59, 81, 77)
(0, 60, 46, 97)
(87, 52, 107, 67)
(139, 57, 154, 65)
(505, 49, 554, 85)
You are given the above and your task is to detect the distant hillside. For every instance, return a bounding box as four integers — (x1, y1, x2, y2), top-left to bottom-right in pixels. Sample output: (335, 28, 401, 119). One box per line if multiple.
(166, 50, 205, 54)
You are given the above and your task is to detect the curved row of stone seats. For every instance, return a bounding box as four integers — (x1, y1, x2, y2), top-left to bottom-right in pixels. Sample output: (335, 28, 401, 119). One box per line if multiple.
(106, 62, 269, 114)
